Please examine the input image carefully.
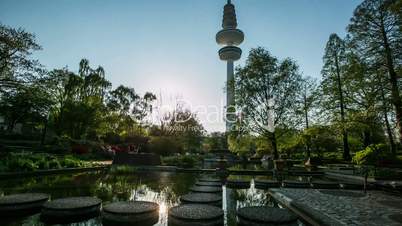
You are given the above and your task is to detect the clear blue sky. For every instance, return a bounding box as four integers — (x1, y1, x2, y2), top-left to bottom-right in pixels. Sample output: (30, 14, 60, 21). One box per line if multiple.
(0, 0, 361, 132)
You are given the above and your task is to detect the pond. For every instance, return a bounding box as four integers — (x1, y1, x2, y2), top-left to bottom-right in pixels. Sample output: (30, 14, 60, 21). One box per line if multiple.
(0, 170, 307, 226)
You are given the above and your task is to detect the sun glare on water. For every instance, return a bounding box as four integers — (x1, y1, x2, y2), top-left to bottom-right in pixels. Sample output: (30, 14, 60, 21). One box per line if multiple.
(159, 202, 167, 215)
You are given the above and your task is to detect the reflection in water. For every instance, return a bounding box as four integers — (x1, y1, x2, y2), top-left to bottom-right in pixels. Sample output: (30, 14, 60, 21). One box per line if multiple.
(225, 180, 276, 226)
(0, 171, 196, 226)
(0, 172, 281, 226)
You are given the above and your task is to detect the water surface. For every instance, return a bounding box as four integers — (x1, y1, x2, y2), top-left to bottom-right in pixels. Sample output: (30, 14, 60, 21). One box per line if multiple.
(0, 171, 285, 226)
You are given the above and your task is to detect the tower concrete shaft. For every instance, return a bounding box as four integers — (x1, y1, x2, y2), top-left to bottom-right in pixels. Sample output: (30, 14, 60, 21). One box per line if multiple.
(226, 61, 235, 131)
(216, 0, 244, 132)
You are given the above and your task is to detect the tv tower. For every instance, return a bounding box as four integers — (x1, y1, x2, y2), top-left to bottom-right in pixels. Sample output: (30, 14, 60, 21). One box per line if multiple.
(216, 0, 244, 132)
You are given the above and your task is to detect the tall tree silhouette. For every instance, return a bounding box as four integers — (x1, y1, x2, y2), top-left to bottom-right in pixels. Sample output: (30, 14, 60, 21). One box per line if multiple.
(348, 0, 402, 143)
(321, 34, 350, 160)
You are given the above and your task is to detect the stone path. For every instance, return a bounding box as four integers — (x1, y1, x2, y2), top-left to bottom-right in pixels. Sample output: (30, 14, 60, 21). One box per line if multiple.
(270, 188, 402, 226)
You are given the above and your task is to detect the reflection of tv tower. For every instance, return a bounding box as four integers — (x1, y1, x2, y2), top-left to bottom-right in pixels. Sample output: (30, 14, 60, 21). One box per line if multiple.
(216, 0, 244, 132)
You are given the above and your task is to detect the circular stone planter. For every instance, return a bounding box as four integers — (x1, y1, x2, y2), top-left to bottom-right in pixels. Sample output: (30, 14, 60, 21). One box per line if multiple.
(190, 186, 222, 194)
(0, 193, 50, 217)
(282, 180, 311, 188)
(254, 180, 280, 189)
(225, 180, 250, 189)
(311, 181, 340, 189)
(102, 201, 159, 226)
(196, 181, 222, 187)
(40, 196, 102, 224)
(168, 204, 224, 226)
(180, 193, 222, 206)
(237, 206, 298, 226)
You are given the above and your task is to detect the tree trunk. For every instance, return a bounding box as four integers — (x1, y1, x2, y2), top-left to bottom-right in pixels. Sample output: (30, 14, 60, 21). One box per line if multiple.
(271, 132, 279, 160)
(363, 130, 372, 147)
(334, 52, 350, 160)
(56, 105, 64, 136)
(384, 110, 396, 155)
(304, 94, 311, 158)
(40, 117, 48, 146)
(342, 130, 350, 160)
(381, 18, 402, 143)
(380, 81, 396, 154)
(7, 118, 17, 132)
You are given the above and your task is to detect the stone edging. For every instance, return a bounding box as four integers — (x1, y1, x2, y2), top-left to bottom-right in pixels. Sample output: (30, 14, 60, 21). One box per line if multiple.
(0, 166, 109, 180)
(325, 172, 376, 183)
(268, 189, 345, 226)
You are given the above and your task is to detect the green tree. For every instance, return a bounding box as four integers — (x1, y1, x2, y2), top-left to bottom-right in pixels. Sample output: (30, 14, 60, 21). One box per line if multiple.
(0, 24, 43, 92)
(202, 132, 228, 152)
(300, 125, 341, 158)
(46, 59, 111, 139)
(235, 47, 302, 159)
(227, 134, 255, 157)
(161, 108, 205, 153)
(321, 34, 351, 160)
(104, 85, 155, 138)
(295, 76, 318, 158)
(377, 71, 397, 154)
(347, 0, 402, 143)
(343, 53, 387, 150)
(0, 82, 53, 132)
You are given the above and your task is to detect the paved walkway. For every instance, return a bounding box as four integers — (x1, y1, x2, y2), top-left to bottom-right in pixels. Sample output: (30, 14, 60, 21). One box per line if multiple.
(269, 188, 402, 226)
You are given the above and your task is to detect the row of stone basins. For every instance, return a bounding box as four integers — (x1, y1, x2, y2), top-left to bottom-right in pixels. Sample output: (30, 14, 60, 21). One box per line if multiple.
(0, 177, 309, 226)
(1, 173, 376, 226)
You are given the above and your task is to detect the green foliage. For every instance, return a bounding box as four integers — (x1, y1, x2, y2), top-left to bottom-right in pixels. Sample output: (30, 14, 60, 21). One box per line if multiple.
(227, 134, 255, 157)
(352, 144, 389, 165)
(7, 157, 38, 171)
(347, 0, 402, 144)
(278, 130, 304, 157)
(161, 155, 200, 168)
(0, 23, 42, 90)
(202, 132, 227, 152)
(0, 153, 92, 172)
(38, 60, 155, 141)
(150, 108, 205, 153)
(323, 152, 343, 162)
(148, 136, 182, 156)
(300, 126, 340, 157)
(109, 165, 137, 174)
(255, 138, 272, 156)
(0, 83, 53, 132)
(235, 47, 303, 158)
(321, 33, 351, 160)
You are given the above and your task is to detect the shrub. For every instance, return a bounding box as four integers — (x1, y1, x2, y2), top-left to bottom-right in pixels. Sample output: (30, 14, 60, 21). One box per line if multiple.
(109, 165, 137, 174)
(60, 157, 78, 168)
(0, 153, 93, 172)
(352, 144, 393, 166)
(162, 155, 199, 168)
(7, 157, 38, 171)
(148, 136, 182, 156)
(48, 159, 62, 169)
